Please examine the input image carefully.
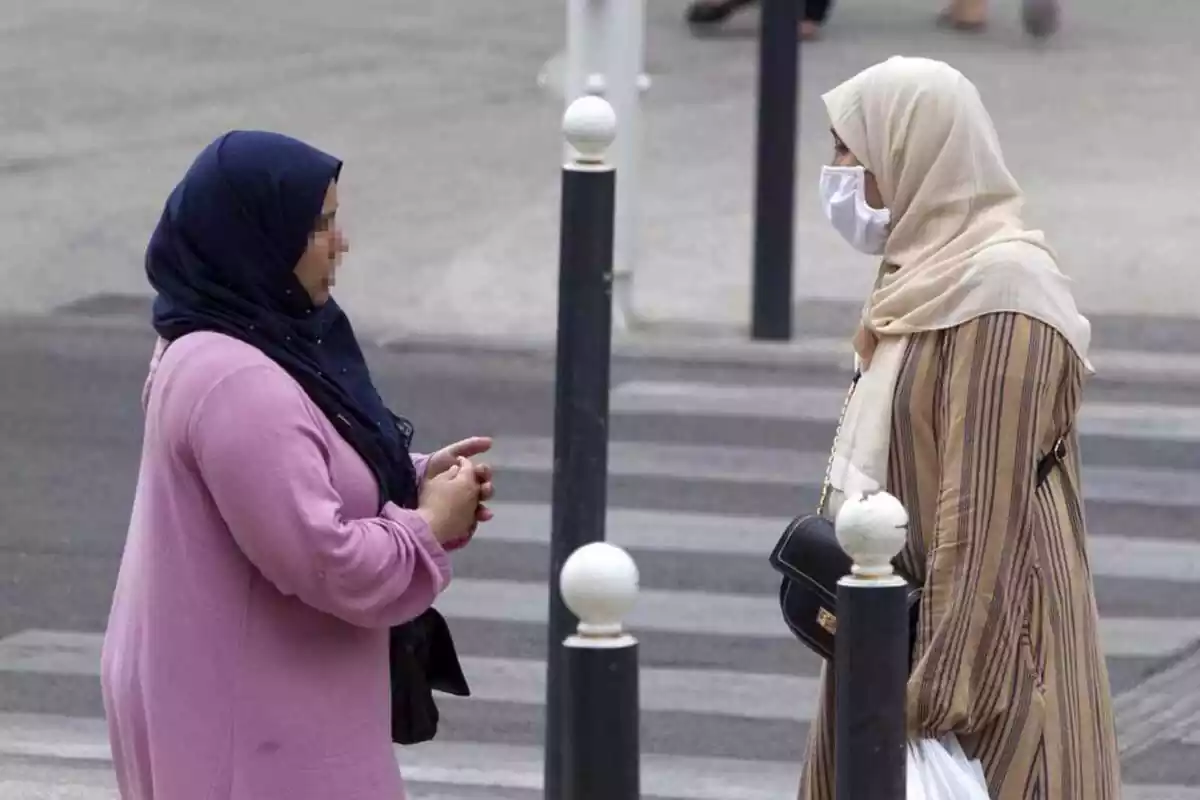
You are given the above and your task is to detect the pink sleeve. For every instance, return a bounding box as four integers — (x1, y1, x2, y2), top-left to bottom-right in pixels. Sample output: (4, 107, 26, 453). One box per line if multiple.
(188, 364, 451, 629)
(411, 453, 431, 484)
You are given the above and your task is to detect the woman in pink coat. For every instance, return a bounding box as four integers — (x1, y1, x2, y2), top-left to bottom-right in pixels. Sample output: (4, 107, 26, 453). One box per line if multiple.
(101, 130, 492, 799)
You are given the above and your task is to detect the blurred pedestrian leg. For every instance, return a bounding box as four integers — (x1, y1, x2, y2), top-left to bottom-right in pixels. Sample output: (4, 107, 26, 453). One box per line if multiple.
(1021, 0, 1060, 37)
(937, 0, 987, 30)
(685, 0, 835, 40)
(938, 0, 1060, 37)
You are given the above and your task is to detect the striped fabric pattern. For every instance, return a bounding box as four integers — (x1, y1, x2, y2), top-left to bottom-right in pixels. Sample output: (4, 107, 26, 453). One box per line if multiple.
(800, 312, 1122, 799)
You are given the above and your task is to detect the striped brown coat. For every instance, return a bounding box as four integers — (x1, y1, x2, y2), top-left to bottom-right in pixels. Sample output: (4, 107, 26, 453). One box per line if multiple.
(799, 312, 1121, 799)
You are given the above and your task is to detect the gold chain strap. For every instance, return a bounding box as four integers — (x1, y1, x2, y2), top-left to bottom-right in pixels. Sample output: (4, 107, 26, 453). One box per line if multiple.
(816, 373, 860, 517)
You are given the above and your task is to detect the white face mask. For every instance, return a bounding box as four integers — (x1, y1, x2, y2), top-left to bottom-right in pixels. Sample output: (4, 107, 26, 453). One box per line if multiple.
(819, 165, 891, 255)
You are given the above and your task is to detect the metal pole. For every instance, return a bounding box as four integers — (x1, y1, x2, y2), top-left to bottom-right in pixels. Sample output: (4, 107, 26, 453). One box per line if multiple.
(559, 542, 641, 800)
(750, 0, 800, 341)
(544, 94, 618, 800)
(833, 491, 910, 799)
(564, 0, 649, 329)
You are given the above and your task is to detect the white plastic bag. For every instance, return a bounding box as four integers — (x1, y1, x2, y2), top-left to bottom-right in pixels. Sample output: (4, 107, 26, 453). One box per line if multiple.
(906, 735, 990, 799)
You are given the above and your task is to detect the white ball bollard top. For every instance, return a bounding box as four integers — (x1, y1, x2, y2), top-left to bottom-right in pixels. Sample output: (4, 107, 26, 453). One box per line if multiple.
(834, 490, 909, 580)
(560, 541, 639, 638)
(562, 93, 617, 165)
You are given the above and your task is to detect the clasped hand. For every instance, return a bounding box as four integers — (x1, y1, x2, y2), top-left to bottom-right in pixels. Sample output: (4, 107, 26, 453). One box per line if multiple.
(418, 436, 495, 551)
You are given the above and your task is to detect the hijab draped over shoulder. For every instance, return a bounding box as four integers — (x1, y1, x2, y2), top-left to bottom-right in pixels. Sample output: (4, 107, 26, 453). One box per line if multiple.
(819, 56, 1092, 513)
(145, 130, 419, 510)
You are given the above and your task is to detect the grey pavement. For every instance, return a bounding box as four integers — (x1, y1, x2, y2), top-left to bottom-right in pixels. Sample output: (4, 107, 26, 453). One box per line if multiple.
(4, 0, 1200, 351)
(2, 314, 1200, 797)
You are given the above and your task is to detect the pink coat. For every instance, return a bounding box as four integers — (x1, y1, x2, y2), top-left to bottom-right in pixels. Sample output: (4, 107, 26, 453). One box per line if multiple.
(102, 331, 449, 799)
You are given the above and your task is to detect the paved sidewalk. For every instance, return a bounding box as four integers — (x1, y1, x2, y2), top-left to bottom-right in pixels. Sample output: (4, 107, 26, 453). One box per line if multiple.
(2, 0, 1198, 348)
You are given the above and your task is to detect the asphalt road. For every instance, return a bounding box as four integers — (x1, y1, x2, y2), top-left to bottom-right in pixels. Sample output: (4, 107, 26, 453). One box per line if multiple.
(2, 312, 1200, 798)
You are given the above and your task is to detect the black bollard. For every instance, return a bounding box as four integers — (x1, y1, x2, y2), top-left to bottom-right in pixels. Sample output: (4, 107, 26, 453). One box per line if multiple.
(750, 0, 800, 341)
(543, 93, 618, 800)
(559, 542, 641, 800)
(834, 491, 910, 799)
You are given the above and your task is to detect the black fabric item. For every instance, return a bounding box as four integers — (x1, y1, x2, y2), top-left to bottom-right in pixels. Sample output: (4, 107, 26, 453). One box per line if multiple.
(388, 609, 471, 745)
(685, 0, 754, 23)
(769, 439, 1066, 663)
(769, 514, 921, 663)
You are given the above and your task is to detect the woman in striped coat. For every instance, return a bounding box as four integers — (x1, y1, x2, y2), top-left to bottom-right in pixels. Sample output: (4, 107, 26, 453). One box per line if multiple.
(800, 56, 1121, 799)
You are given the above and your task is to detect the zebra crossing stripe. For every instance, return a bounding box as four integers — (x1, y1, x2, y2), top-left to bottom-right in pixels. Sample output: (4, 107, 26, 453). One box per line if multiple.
(2, 593, 1198, 684)
(0, 711, 799, 799)
(0, 712, 1195, 800)
(610, 379, 1200, 443)
(470, 500, 1200, 583)
(433, 581, 1200, 659)
(1116, 641, 1200, 758)
(486, 436, 1200, 508)
(0, 631, 818, 722)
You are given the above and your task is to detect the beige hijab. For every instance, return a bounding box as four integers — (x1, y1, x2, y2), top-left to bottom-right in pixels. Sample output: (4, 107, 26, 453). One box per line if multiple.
(820, 56, 1093, 516)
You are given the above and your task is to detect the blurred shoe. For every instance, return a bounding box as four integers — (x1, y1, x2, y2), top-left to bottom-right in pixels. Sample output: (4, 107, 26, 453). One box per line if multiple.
(1022, 0, 1060, 37)
(687, 0, 826, 40)
(685, 0, 755, 25)
(936, 0, 987, 31)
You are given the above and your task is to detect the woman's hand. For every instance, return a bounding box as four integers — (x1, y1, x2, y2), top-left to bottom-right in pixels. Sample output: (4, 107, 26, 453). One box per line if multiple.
(424, 437, 494, 549)
(426, 437, 492, 481)
(417, 456, 484, 547)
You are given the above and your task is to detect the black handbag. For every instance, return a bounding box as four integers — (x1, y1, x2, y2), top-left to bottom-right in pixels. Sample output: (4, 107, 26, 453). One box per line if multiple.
(768, 373, 1067, 663)
(769, 512, 922, 662)
(388, 607, 471, 745)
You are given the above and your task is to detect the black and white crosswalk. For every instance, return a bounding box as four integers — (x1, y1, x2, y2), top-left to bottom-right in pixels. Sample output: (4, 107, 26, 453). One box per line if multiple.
(3, 332, 1200, 798)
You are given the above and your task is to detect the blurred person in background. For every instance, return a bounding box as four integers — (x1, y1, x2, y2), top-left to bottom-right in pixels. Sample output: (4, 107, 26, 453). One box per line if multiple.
(685, 0, 834, 40)
(684, 0, 1059, 39)
(101, 130, 494, 800)
(800, 56, 1119, 799)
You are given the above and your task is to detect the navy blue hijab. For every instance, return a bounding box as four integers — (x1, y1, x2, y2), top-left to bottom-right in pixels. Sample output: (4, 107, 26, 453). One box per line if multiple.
(146, 130, 419, 510)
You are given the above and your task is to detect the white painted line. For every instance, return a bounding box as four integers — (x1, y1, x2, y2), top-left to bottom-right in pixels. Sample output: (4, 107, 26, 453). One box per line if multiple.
(1087, 535, 1200, 583)
(1082, 402, 1200, 443)
(1116, 646, 1200, 758)
(0, 630, 100, 678)
(440, 582, 1200, 658)
(483, 501, 782, 556)
(612, 381, 847, 423)
(5, 596, 1195, 698)
(393, 742, 804, 800)
(438, 578, 789, 638)
(1123, 788, 1200, 800)
(0, 713, 1186, 800)
(0, 712, 111, 762)
(0, 781, 115, 800)
(445, 656, 817, 722)
(491, 436, 1200, 508)
(0, 631, 816, 722)
(492, 436, 828, 486)
(0, 713, 800, 800)
(5, 595, 1190, 668)
(1098, 618, 1200, 658)
(478, 501, 1200, 583)
(0, 760, 117, 798)
(611, 379, 1200, 443)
